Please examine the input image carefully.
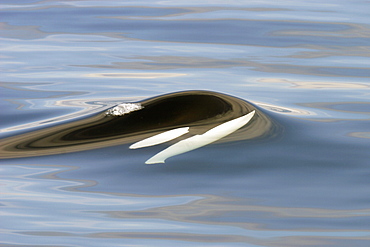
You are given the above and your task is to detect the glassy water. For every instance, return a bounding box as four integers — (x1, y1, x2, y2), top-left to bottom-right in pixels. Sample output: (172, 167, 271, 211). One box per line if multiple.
(1, 1, 370, 246)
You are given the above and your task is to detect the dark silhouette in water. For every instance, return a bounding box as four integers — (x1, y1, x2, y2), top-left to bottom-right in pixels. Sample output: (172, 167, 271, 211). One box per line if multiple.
(0, 91, 278, 161)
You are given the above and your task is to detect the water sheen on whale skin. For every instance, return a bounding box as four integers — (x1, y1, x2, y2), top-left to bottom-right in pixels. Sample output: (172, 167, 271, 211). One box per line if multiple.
(0, 90, 279, 160)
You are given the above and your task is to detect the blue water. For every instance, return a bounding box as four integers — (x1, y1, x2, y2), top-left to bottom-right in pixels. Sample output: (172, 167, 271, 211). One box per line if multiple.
(1, 0, 370, 246)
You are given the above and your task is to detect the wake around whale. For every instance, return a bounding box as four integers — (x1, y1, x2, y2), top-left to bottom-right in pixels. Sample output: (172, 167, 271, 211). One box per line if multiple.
(0, 91, 278, 163)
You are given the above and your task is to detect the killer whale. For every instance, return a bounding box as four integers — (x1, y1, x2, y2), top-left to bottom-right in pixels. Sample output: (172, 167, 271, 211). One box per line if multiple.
(0, 91, 277, 162)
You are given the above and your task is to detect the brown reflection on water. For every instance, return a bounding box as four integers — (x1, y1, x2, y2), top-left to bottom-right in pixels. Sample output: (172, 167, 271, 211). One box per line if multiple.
(77, 54, 370, 78)
(104, 194, 370, 225)
(0, 22, 48, 39)
(76, 55, 255, 70)
(17, 164, 370, 246)
(291, 44, 370, 59)
(258, 78, 368, 89)
(299, 102, 370, 115)
(97, 193, 370, 246)
(290, 101, 370, 123)
(348, 132, 370, 139)
(275, 22, 370, 39)
(85, 72, 186, 79)
(85, 232, 252, 243)
(0, 91, 276, 159)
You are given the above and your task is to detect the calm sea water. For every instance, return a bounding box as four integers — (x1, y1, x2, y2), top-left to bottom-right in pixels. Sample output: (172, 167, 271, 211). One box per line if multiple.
(1, 0, 370, 246)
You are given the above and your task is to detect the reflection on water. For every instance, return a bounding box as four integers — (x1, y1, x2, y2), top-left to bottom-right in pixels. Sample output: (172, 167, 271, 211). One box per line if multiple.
(258, 78, 369, 89)
(301, 102, 370, 115)
(254, 101, 313, 116)
(1, 0, 370, 246)
(3, 164, 370, 246)
(297, 101, 370, 123)
(0, 91, 277, 160)
(86, 72, 187, 79)
(348, 132, 370, 139)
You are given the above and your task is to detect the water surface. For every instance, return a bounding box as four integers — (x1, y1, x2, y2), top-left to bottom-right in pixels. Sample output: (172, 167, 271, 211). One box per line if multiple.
(1, 0, 370, 246)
